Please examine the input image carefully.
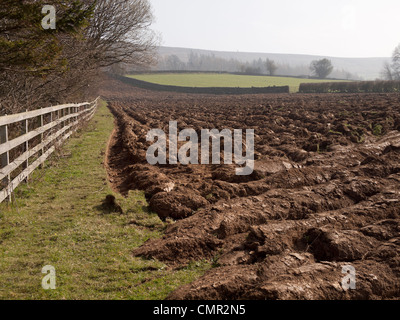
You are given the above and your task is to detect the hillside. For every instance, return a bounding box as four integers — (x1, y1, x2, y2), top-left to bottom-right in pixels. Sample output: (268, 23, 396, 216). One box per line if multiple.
(157, 46, 390, 80)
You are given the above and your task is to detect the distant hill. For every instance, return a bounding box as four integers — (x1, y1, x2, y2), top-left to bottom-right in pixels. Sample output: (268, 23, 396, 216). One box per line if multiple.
(157, 46, 390, 80)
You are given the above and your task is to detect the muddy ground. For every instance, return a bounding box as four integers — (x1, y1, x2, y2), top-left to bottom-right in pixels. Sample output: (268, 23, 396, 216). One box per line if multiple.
(101, 78, 400, 300)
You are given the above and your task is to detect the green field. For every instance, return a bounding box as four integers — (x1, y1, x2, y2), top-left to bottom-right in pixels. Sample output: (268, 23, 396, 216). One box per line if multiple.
(128, 73, 346, 93)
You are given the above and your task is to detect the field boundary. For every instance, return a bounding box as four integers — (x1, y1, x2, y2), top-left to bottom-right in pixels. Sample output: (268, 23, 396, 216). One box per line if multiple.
(117, 75, 290, 94)
(130, 70, 351, 81)
(0, 98, 99, 203)
(299, 80, 400, 93)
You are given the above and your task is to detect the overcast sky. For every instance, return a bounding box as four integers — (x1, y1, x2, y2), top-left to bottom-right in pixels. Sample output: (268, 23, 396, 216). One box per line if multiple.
(150, 0, 400, 58)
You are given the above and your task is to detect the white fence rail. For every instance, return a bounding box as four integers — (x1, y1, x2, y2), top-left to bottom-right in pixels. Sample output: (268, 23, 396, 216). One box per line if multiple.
(0, 97, 99, 203)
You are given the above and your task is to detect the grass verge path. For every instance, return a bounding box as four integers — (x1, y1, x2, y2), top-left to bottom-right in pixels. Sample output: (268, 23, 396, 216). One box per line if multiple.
(0, 101, 210, 300)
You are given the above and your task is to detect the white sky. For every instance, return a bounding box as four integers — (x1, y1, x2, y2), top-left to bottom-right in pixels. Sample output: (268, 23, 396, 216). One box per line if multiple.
(150, 0, 400, 58)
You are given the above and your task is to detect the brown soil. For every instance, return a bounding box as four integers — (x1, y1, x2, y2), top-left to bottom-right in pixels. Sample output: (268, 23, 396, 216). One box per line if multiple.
(100, 77, 400, 300)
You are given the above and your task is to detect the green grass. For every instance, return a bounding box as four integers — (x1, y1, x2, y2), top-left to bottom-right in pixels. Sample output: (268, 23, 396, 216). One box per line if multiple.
(0, 101, 211, 300)
(373, 124, 383, 136)
(128, 72, 346, 93)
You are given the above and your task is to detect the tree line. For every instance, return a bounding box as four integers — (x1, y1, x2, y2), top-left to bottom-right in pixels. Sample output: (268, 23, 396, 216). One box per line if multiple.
(153, 53, 359, 80)
(0, 0, 156, 115)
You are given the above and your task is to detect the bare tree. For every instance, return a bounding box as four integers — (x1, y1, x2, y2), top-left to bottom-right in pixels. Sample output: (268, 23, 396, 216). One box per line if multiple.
(391, 44, 400, 80)
(381, 44, 400, 81)
(165, 55, 185, 70)
(265, 59, 278, 76)
(85, 0, 156, 68)
(381, 61, 393, 80)
(310, 59, 333, 79)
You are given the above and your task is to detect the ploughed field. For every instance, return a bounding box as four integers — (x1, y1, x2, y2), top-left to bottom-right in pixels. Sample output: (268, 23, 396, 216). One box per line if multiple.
(103, 79, 400, 300)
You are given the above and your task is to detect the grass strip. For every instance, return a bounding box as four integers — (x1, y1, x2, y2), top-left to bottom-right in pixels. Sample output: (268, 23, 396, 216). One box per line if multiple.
(0, 100, 210, 300)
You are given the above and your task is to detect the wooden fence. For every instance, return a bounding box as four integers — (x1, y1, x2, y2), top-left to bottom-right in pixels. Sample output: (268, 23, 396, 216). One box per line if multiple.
(0, 98, 99, 203)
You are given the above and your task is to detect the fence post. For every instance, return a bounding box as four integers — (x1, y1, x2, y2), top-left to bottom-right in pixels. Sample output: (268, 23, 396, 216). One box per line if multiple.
(24, 110, 29, 183)
(0, 124, 11, 201)
(74, 106, 78, 131)
(58, 109, 61, 137)
(40, 109, 44, 169)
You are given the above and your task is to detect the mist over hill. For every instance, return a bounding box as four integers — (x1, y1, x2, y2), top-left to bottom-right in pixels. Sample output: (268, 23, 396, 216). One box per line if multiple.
(156, 46, 390, 80)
